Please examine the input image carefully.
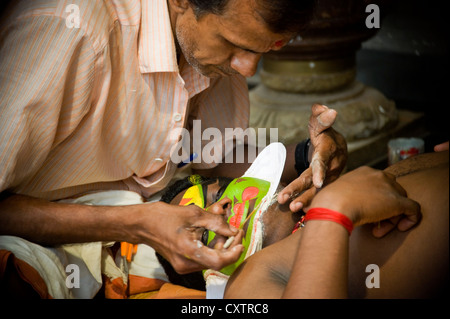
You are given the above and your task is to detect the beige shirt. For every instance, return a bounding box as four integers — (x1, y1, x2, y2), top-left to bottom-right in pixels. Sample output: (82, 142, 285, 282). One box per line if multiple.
(0, 0, 249, 200)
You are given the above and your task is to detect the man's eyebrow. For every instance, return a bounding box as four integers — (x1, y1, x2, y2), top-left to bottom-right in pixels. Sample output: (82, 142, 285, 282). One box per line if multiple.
(237, 45, 264, 54)
(222, 36, 265, 54)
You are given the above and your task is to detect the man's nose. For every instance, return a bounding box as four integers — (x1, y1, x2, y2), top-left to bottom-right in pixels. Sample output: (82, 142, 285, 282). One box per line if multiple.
(207, 198, 232, 217)
(230, 52, 262, 78)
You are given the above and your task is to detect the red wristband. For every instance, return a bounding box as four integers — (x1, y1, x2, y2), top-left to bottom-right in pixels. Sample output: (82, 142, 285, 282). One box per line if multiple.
(304, 207, 354, 235)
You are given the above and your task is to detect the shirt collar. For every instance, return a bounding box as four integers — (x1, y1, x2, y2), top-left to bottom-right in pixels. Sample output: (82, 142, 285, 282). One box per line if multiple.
(138, 0, 178, 73)
(138, 0, 210, 95)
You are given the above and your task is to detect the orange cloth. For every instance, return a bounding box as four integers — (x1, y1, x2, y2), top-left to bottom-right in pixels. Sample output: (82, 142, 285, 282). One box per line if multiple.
(128, 274, 167, 296)
(147, 283, 206, 299)
(0, 249, 52, 298)
(1, 248, 206, 299)
(103, 273, 206, 299)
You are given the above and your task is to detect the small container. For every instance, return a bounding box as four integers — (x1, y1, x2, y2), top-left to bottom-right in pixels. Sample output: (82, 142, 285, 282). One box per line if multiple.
(388, 137, 424, 165)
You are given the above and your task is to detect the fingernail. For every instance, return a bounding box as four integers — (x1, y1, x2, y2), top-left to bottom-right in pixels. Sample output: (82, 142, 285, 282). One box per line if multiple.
(314, 179, 323, 189)
(279, 194, 289, 203)
(230, 225, 238, 233)
(233, 245, 243, 252)
(291, 202, 303, 212)
(317, 115, 331, 127)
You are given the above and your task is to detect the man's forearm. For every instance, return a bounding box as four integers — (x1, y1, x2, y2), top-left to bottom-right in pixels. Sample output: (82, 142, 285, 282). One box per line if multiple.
(0, 194, 133, 246)
(282, 220, 349, 299)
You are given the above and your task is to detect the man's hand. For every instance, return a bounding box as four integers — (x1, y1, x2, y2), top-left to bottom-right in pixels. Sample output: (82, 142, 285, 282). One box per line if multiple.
(308, 166, 421, 238)
(434, 141, 449, 152)
(278, 104, 348, 212)
(135, 202, 244, 274)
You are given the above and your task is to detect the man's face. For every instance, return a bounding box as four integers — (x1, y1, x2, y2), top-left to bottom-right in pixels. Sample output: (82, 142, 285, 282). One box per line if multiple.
(173, 0, 292, 78)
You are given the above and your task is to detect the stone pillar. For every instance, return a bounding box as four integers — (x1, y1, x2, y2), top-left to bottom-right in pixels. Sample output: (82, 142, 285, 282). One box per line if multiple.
(250, 0, 398, 145)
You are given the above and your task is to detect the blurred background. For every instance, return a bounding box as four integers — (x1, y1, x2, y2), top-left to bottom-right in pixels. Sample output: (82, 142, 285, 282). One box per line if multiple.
(357, 0, 449, 152)
(247, 0, 449, 169)
(1, 0, 448, 168)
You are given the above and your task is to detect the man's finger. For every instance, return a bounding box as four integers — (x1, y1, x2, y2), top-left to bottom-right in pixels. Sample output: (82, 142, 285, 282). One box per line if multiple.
(397, 199, 422, 232)
(372, 220, 396, 238)
(434, 141, 449, 152)
(196, 212, 240, 238)
(289, 186, 317, 212)
(278, 168, 313, 204)
(187, 238, 244, 271)
(371, 199, 421, 238)
(309, 104, 337, 137)
(310, 152, 327, 188)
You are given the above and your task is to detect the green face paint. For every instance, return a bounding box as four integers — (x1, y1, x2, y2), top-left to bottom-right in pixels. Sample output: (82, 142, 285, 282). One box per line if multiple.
(178, 177, 270, 276)
(207, 177, 270, 275)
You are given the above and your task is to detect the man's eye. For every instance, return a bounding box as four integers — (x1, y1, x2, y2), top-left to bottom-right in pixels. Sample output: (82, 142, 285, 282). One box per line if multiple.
(215, 184, 227, 203)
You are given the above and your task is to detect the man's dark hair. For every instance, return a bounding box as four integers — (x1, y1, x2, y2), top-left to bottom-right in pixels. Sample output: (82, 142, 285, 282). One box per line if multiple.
(188, 0, 316, 34)
(156, 175, 233, 291)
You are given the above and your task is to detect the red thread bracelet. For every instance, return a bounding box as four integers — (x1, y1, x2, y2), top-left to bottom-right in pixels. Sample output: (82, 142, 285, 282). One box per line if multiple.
(304, 207, 354, 235)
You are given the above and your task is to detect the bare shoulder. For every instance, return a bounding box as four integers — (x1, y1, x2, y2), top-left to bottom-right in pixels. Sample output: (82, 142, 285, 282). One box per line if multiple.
(384, 150, 448, 177)
(349, 152, 448, 298)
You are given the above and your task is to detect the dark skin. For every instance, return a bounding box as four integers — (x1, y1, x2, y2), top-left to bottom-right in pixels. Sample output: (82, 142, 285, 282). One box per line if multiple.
(166, 152, 445, 298)
(0, 0, 347, 275)
(224, 151, 448, 298)
(0, 105, 344, 276)
(196, 104, 347, 212)
(171, 182, 302, 249)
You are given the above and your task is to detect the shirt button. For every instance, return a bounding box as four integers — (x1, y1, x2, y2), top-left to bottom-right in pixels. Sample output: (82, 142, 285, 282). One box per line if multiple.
(173, 113, 182, 122)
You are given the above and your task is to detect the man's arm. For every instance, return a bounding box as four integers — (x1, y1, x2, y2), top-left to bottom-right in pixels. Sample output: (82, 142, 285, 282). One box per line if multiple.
(0, 194, 125, 245)
(282, 166, 421, 298)
(0, 9, 243, 274)
(0, 193, 244, 273)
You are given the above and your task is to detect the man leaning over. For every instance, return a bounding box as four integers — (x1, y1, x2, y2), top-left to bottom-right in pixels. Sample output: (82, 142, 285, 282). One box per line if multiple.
(0, 0, 350, 297)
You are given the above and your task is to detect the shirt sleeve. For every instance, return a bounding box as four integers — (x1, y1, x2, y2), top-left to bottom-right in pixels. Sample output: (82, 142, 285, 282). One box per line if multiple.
(0, 13, 95, 193)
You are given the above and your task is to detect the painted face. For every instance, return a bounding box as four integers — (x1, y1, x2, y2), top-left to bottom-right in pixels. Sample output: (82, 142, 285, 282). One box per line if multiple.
(179, 177, 270, 275)
(179, 183, 206, 208)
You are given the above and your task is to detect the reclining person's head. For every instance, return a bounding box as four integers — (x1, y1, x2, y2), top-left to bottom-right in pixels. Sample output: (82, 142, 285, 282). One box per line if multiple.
(162, 175, 303, 248)
(157, 173, 303, 289)
(156, 143, 299, 289)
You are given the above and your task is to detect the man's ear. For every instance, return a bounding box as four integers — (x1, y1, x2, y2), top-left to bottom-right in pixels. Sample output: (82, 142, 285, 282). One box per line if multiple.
(168, 0, 191, 14)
